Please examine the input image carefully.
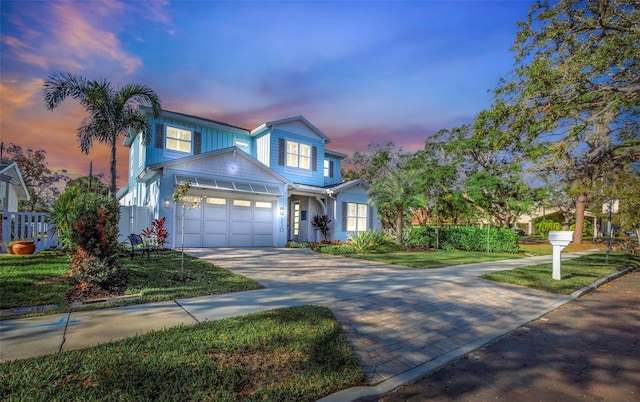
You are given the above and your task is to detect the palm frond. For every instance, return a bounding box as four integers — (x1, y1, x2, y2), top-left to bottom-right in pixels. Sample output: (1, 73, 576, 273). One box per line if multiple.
(43, 72, 89, 110)
(116, 84, 162, 118)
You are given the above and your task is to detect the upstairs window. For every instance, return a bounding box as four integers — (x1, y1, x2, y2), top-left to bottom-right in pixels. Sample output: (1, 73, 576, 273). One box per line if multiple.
(286, 140, 311, 170)
(166, 126, 192, 153)
(324, 159, 334, 178)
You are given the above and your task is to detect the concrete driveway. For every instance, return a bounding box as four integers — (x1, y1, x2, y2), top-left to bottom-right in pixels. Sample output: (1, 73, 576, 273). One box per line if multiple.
(184, 247, 413, 288)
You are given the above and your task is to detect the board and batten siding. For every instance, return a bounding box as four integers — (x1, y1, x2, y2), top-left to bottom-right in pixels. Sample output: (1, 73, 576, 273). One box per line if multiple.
(269, 128, 326, 187)
(256, 133, 271, 167)
(147, 117, 252, 166)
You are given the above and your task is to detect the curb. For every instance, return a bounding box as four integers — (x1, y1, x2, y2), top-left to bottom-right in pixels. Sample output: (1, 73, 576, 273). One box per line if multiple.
(318, 267, 637, 402)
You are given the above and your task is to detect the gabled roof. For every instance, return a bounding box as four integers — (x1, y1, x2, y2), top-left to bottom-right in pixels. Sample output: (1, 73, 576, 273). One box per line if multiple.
(326, 179, 370, 194)
(127, 106, 250, 146)
(251, 116, 331, 143)
(325, 149, 348, 159)
(138, 146, 292, 186)
(288, 179, 370, 197)
(139, 106, 249, 132)
(0, 160, 30, 201)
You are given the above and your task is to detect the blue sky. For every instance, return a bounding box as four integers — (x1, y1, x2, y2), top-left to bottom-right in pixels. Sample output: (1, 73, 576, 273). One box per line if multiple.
(0, 0, 533, 186)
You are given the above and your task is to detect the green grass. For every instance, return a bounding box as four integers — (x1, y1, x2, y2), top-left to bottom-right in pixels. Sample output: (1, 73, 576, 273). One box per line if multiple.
(349, 249, 526, 269)
(0, 250, 262, 313)
(482, 252, 640, 294)
(0, 305, 364, 401)
(0, 252, 71, 309)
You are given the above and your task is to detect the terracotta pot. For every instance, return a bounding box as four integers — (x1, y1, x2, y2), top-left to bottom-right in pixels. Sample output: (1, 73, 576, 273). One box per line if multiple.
(12, 241, 35, 255)
(7, 245, 14, 254)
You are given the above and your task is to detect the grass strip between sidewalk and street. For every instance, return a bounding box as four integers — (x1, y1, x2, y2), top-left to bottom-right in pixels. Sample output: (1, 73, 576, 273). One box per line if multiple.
(0, 305, 364, 401)
(481, 252, 640, 294)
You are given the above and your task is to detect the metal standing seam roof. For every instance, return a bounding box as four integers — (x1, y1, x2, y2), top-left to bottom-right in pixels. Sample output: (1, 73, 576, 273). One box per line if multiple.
(174, 174, 283, 196)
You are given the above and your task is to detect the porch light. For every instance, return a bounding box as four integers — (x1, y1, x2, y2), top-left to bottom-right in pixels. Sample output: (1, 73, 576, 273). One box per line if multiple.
(279, 207, 285, 216)
(164, 198, 171, 208)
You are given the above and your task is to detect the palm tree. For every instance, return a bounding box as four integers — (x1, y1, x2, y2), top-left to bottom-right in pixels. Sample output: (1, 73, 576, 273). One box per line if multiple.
(43, 72, 162, 199)
(368, 169, 424, 245)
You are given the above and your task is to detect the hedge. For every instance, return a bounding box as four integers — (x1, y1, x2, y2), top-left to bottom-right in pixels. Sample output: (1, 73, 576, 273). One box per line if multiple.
(405, 225, 519, 253)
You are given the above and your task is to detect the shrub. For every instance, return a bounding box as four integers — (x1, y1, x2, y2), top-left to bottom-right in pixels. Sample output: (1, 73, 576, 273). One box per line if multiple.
(141, 217, 169, 249)
(286, 241, 311, 248)
(536, 219, 563, 237)
(369, 241, 404, 253)
(347, 230, 387, 252)
(311, 214, 331, 241)
(405, 225, 519, 253)
(70, 193, 125, 290)
(316, 244, 355, 255)
(51, 187, 83, 251)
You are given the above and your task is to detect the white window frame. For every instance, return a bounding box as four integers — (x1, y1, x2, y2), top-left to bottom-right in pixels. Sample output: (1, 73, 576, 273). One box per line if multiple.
(166, 126, 192, 154)
(138, 135, 144, 168)
(347, 202, 368, 232)
(324, 160, 330, 177)
(286, 140, 311, 170)
(292, 202, 300, 237)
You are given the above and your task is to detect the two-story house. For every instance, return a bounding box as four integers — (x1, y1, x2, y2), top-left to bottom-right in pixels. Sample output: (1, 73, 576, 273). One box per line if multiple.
(118, 107, 379, 248)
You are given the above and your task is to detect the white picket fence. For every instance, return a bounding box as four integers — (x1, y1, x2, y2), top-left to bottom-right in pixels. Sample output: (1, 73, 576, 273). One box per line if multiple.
(1, 207, 153, 254)
(1, 211, 59, 253)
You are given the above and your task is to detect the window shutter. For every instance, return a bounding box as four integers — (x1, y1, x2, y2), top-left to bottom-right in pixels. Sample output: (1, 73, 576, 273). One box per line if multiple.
(155, 124, 164, 149)
(342, 202, 347, 232)
(278, 138, 285, 166)
(312, 146, 318, 171)
(368, 205, 374, 230)
(194, 131, 202, 155)
(329, 161, 334, 178)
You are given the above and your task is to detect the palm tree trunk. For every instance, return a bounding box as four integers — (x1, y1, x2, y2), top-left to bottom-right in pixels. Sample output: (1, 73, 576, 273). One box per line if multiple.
(395, 205, 403, 245)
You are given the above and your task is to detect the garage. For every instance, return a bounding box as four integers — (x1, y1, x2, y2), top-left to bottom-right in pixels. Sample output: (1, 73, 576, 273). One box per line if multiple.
(175, 192, 276, 247)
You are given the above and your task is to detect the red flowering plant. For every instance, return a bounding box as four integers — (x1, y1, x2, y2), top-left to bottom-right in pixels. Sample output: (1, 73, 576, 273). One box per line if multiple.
(141, 217, 169, 250)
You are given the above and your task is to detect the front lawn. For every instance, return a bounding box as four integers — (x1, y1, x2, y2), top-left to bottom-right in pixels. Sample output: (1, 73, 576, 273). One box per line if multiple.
(349, 249, 527, 269)
(0, 305, 364, 401)
(0, 250, 262, 314)
(482, 252, 639, 294)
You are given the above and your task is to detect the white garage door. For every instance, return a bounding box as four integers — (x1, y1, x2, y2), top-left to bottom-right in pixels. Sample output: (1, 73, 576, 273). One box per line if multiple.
(175, 194, 275, 247)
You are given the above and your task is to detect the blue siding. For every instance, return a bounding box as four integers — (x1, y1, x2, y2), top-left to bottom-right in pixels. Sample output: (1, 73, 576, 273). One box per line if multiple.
(323, 154, 342, 186)
(268, 128, 326, 187)
(144, 115, 252, 167)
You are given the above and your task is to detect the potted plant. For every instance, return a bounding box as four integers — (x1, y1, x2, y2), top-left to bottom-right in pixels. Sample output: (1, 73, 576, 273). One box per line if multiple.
(11, 239, 36, 255)
(5, 241, 15, 254)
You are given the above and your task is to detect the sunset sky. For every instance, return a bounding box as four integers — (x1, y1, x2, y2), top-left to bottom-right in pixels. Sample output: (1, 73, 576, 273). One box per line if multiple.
(1, 0, 533, 189)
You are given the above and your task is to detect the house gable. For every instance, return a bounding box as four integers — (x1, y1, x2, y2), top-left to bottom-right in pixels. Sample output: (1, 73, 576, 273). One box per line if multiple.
(145, 147, 290, 187)
(0, 161, 30, 211)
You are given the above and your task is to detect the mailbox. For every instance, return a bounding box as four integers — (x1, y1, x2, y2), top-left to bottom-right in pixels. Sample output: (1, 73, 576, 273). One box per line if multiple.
(548, 231, 574, 245)
(548, 231, 574, 280)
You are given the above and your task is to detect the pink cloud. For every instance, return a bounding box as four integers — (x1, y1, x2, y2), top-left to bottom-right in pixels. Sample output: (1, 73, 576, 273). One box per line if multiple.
(3, 1, 143, 75)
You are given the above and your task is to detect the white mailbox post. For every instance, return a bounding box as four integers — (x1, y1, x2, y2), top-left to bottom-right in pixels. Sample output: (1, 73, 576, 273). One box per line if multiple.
(548, 231, 574, 280)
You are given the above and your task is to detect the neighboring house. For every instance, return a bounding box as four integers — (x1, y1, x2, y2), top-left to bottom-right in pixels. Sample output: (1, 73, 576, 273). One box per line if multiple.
(118, 107, 379, 248)
(0, 160, 29, 212)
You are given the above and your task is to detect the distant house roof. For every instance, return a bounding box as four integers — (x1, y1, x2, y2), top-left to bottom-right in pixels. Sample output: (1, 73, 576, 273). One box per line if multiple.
(0, 160, 30, 201)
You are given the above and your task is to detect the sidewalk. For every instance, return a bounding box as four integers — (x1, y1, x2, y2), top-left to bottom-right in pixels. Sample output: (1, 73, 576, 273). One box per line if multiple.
(0, 249, 628, 400)
(378, 269, 640, 402)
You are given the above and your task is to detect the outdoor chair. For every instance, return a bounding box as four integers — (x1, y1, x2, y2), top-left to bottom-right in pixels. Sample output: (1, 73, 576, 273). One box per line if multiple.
(128, 233, 158, 260)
